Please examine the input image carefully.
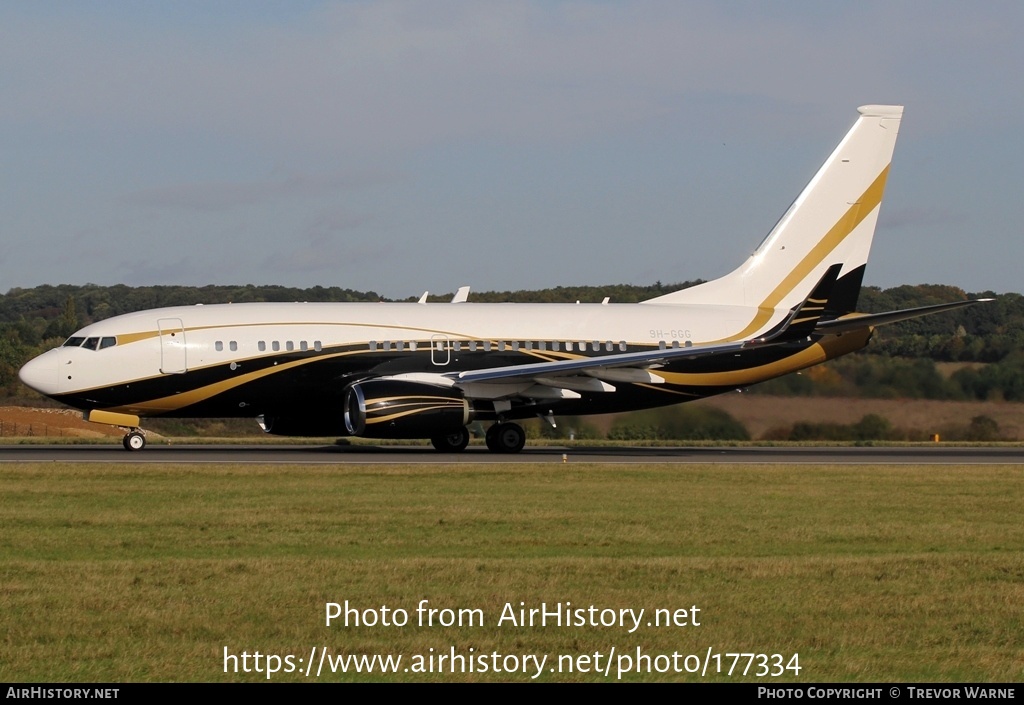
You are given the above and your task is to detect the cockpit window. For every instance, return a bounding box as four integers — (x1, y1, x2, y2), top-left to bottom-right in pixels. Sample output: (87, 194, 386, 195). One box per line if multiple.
(62, 335, 117, 350)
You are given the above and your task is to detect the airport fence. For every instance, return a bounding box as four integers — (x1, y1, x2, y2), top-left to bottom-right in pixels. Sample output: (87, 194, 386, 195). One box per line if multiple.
(0, 421, 68, 437)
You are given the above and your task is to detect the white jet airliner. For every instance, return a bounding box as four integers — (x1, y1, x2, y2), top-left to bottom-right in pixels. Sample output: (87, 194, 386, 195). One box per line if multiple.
(19, 105, 987, 452)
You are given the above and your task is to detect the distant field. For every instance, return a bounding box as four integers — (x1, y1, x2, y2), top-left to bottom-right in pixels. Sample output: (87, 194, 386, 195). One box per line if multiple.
(2, 462, 1021, 683)
(698, 395, 1024, 440)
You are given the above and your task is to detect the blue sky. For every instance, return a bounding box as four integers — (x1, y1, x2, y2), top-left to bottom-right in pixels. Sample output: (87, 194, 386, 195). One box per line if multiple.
(2, 1, 1022, 297)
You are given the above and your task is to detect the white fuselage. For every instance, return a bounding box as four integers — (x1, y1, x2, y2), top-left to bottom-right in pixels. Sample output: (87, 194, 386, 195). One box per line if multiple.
(24, 300, 789, 402)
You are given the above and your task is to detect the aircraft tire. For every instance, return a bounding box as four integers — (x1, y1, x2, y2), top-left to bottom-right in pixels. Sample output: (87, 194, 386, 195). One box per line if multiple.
(487, 422, 526, 454)
(485, 424, 501, 452)
(430, 427, 470, 452)
(123, 431, 146, 451)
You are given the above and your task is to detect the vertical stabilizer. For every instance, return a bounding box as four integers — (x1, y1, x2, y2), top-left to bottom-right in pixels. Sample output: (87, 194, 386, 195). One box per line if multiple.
(644, 105, 903, 335)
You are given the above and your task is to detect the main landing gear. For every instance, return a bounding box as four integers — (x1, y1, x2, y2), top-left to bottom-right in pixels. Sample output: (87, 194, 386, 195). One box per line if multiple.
(429, 423, 526, 453)
(430, 427, 471, 452)
(485, 422, 526, 454)
(122, 428, 147, 451)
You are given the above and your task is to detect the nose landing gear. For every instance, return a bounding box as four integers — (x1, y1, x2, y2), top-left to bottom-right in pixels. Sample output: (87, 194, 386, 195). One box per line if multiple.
(82, 411, 149, 452)
(122, 429, 147, 451)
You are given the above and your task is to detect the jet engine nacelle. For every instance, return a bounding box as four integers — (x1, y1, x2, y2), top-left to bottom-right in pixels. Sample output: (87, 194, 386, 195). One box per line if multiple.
(344, 379, 473, 439)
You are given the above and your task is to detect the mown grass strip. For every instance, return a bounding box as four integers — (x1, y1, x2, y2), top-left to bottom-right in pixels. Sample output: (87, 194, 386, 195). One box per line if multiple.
(2, 463, 1022, 682)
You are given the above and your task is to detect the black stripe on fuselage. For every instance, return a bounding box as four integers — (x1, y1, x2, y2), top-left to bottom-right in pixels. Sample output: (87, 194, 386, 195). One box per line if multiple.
(50, 338, 828, 419)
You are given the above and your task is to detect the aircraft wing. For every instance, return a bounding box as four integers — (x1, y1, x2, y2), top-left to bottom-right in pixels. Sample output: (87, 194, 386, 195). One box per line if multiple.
(450, 338, 755, 386)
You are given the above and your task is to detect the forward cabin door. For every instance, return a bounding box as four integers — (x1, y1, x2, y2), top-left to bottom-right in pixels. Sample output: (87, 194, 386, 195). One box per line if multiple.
(157, 318, 187, 374)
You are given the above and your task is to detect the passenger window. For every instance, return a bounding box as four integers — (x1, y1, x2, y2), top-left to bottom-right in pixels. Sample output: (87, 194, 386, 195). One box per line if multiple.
(538, 341, 547, 351)
(272, 341, 280, 352)
(300, 341, 308, 352)
(258, 341, 266, 352)
(497, 341, 506, 352)
(483, 341, 492, 352)
(369, 341, 378, 351)
(409, 341, 418, 351)
(619, 341, 627, 351)
(469, 341, 478, 352)
(511, 341, 520, 351)
(230, 341, 238, 352)
(314, 341, 322, 352)
(286, 341, 294, 352)
(215, 341, 224, 352)
(396, 341, 405, 351)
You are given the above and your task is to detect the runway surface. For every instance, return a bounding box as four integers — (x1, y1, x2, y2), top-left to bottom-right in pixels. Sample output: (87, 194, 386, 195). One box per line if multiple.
(1, 443, 1023, 464)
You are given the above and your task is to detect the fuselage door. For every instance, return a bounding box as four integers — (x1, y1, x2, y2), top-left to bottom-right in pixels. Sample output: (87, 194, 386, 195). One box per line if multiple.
(158, 318, 187, 374)
(430, 334, 450, 366)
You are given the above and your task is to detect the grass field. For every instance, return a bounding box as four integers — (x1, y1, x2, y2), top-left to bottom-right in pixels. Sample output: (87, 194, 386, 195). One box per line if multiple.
(2, 462, 1022, 683)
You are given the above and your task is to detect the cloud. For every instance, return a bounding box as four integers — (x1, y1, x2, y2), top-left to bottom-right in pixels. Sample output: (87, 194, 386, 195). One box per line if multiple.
(4, 2, 1020, 156)
(3, 2, 1024, 292)
(122, 170, 395, 211)
(880, 207, 968, 230)
(115, 255, 211, 285)
(260, 209, 393, 275)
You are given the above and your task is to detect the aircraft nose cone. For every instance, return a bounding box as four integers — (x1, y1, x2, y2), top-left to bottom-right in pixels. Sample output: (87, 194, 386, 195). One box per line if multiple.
(19, 352, 58, 396)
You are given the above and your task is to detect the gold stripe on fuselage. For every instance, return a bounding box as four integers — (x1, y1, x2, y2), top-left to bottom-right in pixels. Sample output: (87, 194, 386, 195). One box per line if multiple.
(651, 329, 870, 388)
(105, 349, 368, 414)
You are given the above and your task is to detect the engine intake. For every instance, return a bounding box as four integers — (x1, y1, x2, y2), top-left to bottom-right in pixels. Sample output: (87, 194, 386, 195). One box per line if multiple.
(344, 379, 473, 438)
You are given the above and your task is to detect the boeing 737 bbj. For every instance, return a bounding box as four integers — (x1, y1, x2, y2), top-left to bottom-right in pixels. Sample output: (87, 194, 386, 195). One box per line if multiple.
(19, 105, 988, 452)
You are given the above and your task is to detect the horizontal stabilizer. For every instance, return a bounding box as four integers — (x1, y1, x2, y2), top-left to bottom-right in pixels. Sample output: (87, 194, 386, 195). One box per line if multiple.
(814, 299, 993, 334)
